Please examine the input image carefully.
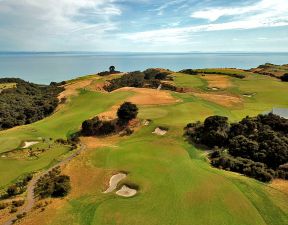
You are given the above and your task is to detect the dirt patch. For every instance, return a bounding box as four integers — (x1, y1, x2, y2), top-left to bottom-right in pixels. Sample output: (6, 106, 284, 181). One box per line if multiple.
(103, 173, 127, 193)
(202, 75, 232, 89)
(115, 87, 178, 106)
(270, 179, 288, 195)
(116, 185, 137, 197)
(193, 92, 243, 107)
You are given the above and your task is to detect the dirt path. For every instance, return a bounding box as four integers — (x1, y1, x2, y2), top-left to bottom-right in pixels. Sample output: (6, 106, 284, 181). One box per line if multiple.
(3, 144, 86, 225)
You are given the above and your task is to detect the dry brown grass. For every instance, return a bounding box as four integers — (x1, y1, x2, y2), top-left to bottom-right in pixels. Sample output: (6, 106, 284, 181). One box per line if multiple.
(193, 92, 243, 107)
(58, 79, 94, 100)
(202, 75, 232, 89)
(116, 87, 178, 105)
(270, 179, 288, 195)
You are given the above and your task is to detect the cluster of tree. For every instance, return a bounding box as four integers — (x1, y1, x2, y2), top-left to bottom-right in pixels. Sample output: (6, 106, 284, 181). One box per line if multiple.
(143, 68, 171, 80)
(0, 78, 64, 130)
(185, 113, 288, 182)
(104, 69, 172, 92)
(3, 174, 33, 198)
(280, 73, 288, 82)
(104, 71, 145, 92)
(98, 66, 121, 76)
(179, 69, 246, 79)
(81, 102, 138, 136)
(34, 167, 71, 199)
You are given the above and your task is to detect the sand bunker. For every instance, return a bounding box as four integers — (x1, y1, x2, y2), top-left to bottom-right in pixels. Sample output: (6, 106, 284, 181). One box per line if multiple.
(22, 141, 39, 149)
(202, 75, 232, 89)
(153, 127, 167, 136)
(143, 120, 150, 126)
(103, 173, 127, 193)
(116, 185, 137, 197)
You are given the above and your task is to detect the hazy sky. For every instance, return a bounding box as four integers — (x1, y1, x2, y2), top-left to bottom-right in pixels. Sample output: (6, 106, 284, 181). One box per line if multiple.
(0, 0, 288, 52)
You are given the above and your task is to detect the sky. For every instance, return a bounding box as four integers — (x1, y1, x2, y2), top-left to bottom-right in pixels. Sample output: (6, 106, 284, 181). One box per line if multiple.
(0, 0, 288, 52)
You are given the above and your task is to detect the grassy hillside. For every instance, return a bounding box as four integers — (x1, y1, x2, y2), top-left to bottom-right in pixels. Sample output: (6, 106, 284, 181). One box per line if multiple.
(0, 71, 287, 225)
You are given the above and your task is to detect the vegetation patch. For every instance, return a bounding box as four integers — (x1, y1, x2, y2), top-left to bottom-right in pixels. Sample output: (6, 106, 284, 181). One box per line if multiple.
(34, 167, 71, 199)
(0, 78, 64, 130)
(185, 114, 288, 182)
(180, 68, 246, 79)
(250, 63, 288, 79)
(81, 102, 138, 137)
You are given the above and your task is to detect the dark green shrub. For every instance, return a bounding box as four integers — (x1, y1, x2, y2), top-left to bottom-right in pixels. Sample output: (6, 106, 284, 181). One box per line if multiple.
(117, 102, 138, 125)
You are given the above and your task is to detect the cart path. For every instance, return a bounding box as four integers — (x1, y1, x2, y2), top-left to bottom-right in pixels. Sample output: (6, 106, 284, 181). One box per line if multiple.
(3, 144, 86, 225)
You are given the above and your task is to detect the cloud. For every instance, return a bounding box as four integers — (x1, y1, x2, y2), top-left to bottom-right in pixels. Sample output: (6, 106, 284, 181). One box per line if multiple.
(122, 0, 288, 45)
(191, 0, 288, 22)
(0, 0, 121, 50)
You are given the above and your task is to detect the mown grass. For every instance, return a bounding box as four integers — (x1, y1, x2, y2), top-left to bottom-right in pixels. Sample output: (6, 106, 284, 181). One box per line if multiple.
(50, 75, 287, 225)
(1, 73, 288, 225)
(0, 89, 132, 188)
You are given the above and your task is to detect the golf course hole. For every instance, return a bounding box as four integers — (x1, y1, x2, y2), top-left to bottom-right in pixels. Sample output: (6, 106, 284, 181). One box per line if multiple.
(103, 173, 127, 193)
(153, 127, 168, 136)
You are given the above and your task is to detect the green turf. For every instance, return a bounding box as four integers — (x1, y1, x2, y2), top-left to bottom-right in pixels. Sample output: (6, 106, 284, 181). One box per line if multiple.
(1, 73, 288, 225)
(0, 89, 132, 188)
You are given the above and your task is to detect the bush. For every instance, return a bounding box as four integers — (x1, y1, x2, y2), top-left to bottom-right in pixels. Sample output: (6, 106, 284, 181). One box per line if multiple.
(81, 117, 116, 136)
(185, 113, 288, 182)
(34, 169, 71, 199)
(10, 206, 17, 213)
(179, 69, 198, 75)
(0, 203, 8, 210)
(0, 78, 63, 130)
(104, 71, 145, 91)
(7, 185, 18, 197)
(143, 68, 170, 80)
(12, 200, 25, 207)
(280, 73, 288, 82)
(117, 102, 138, 125)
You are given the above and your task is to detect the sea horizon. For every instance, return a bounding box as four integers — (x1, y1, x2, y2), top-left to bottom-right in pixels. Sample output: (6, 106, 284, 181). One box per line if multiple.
(0, 52, 287, 84)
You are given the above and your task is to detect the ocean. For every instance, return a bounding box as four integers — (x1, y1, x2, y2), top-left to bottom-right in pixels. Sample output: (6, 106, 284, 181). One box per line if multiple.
(0, 52, 287, 84)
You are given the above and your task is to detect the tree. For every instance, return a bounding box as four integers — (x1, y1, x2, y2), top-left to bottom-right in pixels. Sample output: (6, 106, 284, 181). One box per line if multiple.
(109, 66, 116, 73)
(280, 73, 288, 82)
(117, 102, 138, 124)
(7, 185, 18, 196)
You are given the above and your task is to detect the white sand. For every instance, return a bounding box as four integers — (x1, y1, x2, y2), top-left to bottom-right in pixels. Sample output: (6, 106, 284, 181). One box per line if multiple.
(152, 127, 167, 136)
(116, 185, 137, 197)
(143, 120, 150, 126)
(22, 141, 39, 149)
(103, 173, 127, 193)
